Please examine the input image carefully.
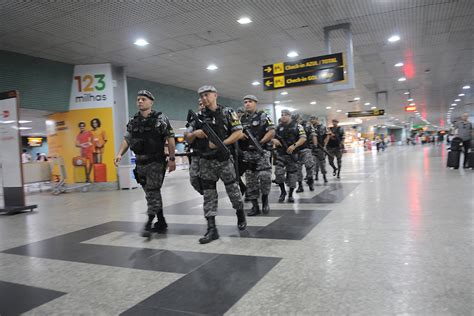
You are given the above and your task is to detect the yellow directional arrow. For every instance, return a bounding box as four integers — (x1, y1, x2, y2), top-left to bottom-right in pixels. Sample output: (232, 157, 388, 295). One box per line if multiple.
(265, 80, 273, 87)
(264, 66, 272, 73)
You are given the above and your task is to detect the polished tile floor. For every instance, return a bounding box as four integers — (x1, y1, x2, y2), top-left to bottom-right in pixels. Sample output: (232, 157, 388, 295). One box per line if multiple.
(0, 145, 472, 315)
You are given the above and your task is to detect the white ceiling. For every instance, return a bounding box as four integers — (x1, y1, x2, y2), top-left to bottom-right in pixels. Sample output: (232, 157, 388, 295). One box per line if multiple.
(1, 0, 473, 128)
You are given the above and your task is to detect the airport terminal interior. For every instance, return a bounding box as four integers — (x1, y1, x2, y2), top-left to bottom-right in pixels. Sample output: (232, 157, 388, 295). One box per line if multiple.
(0, 1, 473, 315)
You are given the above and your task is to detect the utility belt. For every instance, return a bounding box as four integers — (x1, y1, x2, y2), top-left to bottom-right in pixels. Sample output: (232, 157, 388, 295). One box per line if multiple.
(199, 149, 231, 162)
(135, 153, 165, 165)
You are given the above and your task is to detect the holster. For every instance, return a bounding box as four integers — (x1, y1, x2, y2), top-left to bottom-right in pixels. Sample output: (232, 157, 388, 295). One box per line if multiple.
(133, 167, 146, 186)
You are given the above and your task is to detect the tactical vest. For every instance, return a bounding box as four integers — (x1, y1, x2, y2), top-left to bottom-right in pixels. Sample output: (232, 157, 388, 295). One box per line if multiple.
(201, 105, 232, 154)
(327, 126, 343, 148)
(302, 121, 313, 146)
(127, 111, 166, 156)
(314, 124, 327, 144)
(188, 112, 208, 153)
(276, 121, 306, 151)
(240, 111, 270, 151)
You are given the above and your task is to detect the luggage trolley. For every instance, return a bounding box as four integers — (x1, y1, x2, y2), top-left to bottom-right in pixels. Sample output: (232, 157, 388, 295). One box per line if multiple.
(50, 157, 90, 195)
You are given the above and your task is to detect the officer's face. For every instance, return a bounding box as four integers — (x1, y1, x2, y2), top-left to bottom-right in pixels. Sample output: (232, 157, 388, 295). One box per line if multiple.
(461, 113, 468, 121)
(281, 113, 291, 124)
(332, 121, 338, 127)
(137, 96, 153, 111)
(310, 118, 318, 125)
(243, 99, 257, 112)
(200, 92, 217, 107)
(198, 100, 205, 112)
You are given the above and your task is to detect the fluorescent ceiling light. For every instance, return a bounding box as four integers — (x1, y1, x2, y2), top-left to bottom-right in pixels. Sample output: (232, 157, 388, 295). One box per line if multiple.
(274, 101, 281, 104)
(237, 17, 252, 24)
(134, 38, 149, 46)
(462, 85, 470, 89)
(404, 91, 410, 95)
(398, 77, 406, 82)
(18, 120, 32, 124)
(310, 101, 317, 105)
(0, 120, 15, 124)
(454, 99, 461, 102)
(18, 127, 32, 130)
(451, 103, 457, 106)
(409, 103, 415, 106)
(206, 64, 218, 70)
(364, 102, 370, 106)
(449, 107, 454, 110)
(326, 106, 332, 109)
(252, 81, 260, 86)
(371, 106, 377, 109)
(458, 93, 465, 96)
(388, 35, 401, 42)
(394, 62, 404, 67)
(336, 109, 342, 112)
(407, 98, 414, 101)
(287, 51, 299, 58)
(353, 97, 360, 101)
(280, 91, 288, 95)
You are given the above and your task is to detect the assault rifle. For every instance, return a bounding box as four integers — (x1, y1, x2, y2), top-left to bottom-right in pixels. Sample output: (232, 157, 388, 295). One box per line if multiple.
(243, 127, 264, 154)
(274, 134, 299, 162)
(187, 110, 230, 160)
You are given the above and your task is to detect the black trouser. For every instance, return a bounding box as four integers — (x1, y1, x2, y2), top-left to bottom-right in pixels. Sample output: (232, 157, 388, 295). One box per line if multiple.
(462, 140, 471, 166)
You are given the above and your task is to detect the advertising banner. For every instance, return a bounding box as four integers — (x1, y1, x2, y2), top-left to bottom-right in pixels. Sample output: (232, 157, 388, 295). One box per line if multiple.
(69, 63, 114, 110)
(48, 107, 116, 184)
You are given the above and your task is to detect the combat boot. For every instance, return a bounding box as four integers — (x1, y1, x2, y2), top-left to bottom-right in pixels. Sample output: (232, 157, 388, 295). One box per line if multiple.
(337, 167, 341, 179)
(332, 167, 337, 176)
(153, 210, 168, 233)
(315, 171, 319, 181)
(199, 216, 219, 244)
(287, 188, 295, 203)
(247, 200, 261, 216)
(278, 183, 286, 202)
(236, 209, 247, 230)
(141, 214, 155, 238)
(307, 178, 314, 191)
(261, 194, 270, 214)
(296, 181, 304, 193)
(323, 174, 328, 183)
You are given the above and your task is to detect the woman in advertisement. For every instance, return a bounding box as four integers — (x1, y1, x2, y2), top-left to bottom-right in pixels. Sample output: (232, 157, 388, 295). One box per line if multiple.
(90, 118, 107, 164)
(75, 121, 93, 182)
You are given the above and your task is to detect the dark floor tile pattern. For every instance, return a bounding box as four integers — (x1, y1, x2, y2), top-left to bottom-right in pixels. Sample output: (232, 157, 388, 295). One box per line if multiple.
(122, 254, 280, 316)
(298, 183, 360, 203)
(0, 280, 66, 316)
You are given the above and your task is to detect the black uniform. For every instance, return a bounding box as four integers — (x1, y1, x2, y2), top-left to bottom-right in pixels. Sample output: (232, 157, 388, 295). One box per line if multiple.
(327, 125, 345, 178)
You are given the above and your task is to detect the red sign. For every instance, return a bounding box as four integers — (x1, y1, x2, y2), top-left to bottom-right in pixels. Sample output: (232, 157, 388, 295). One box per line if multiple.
(2, 110, 9, 118)
(405, 106, 417, 112)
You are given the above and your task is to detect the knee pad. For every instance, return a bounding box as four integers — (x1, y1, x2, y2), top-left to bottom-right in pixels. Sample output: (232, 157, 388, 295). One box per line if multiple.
(201, 179, 217, 190)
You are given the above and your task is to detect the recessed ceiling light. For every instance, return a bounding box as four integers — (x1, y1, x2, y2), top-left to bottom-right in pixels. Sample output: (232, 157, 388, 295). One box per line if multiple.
(18, 120, 32, 124)
(206, 64, 218, 70)
(407, 98, 414, 101)
(326, 106, 332, 109)
(287, 51, 299, 58)
(364, 102, 370, 106)
(252, 81, 260, 86)
(274, 101, 281, 104)
(394, 62, 404, 67)
(280, 91, 288, 95)
(398, 77, 406, 82)
(409, 103, 415, 106)
(404, 91, 410, 95)
(388, 35, 401, 42)
(454, 99, 461, 102)
(134, 38, 149, 46)
(458, 93, 465, 96)
(310, 101, 317, 105)
(237, 17, 252, 24)
(462, 85, 470, 89)
(371, 106, 377, 109)
(336, 109, 342, 112)
(353, 97, 360, 101)
(451, 103, 457, 106)
(449, 107, 454, 110)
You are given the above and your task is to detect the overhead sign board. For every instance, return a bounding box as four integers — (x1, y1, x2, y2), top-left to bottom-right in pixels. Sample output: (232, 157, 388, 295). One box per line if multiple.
(347, 109, 385, 118)
(263, 67, 344, 91)
(262, 53, 343, 78)
(405, 105, 417, 112)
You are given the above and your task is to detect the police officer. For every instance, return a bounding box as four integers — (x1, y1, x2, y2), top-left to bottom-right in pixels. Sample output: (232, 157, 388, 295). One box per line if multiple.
(325, 119, 345, 179)
(239, 95, 275, 216)
(185, 85, 246, 244)
(310, 116, 328, 183)
(114, 90, 176, 238)
(294, 114, 316, 192)
(273, 109, 306, 203)
(184, 99, 206, 195)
